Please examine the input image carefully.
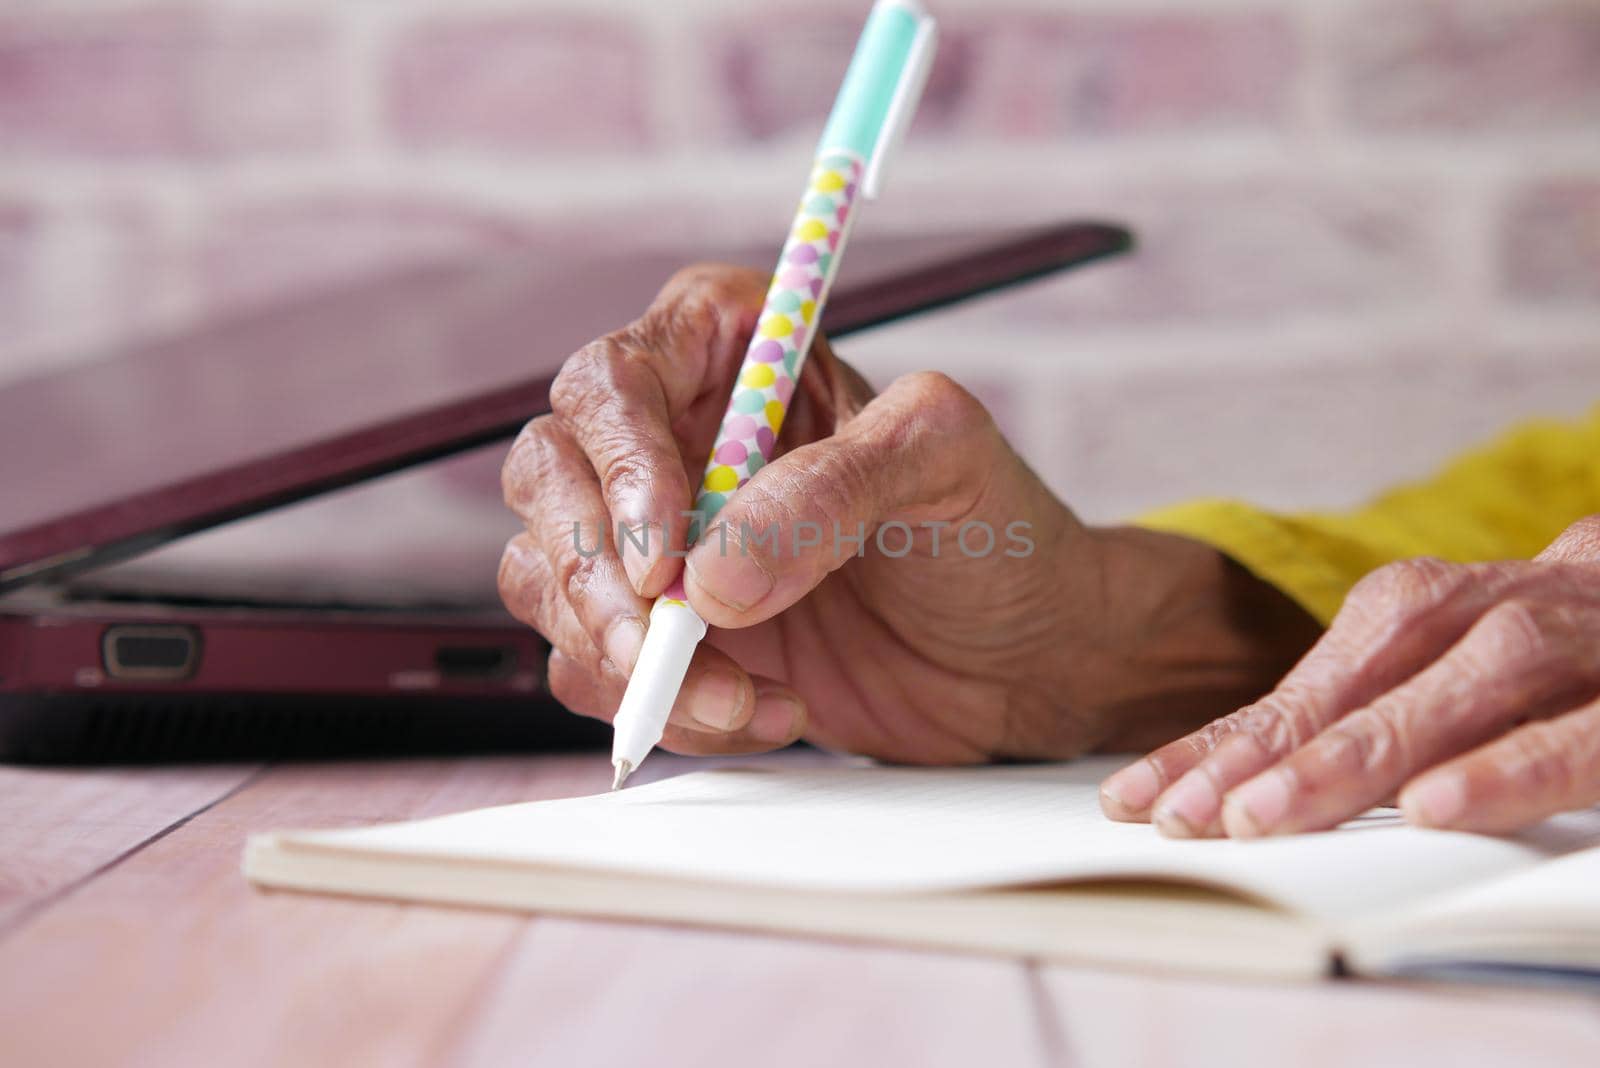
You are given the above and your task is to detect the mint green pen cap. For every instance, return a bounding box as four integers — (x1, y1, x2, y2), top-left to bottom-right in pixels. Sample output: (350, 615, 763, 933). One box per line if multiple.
(816, 0, 938, 200)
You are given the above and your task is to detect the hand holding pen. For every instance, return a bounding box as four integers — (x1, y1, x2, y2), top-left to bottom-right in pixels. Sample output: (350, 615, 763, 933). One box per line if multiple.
(606, 0, 940, 787)
(498, 255, 1139, 769)
(495, 0, 1317, 782)
(496, 269, 1311, 773)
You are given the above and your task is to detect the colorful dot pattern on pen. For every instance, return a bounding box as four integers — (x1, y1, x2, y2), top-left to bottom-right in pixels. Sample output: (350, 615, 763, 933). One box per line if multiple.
(691, 152, 863, 536)
(658, 576, 689, 609)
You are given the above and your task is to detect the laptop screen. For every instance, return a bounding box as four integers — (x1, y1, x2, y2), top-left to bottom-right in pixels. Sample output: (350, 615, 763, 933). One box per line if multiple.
(0, 225, 1130, 594)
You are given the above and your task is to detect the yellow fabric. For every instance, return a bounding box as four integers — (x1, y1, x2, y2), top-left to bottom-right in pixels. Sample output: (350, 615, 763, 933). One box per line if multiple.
(1135, 404, 1600, 626)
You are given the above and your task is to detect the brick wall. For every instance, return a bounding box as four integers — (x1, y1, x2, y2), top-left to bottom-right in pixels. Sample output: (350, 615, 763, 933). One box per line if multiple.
(3, 0, 1599, 524)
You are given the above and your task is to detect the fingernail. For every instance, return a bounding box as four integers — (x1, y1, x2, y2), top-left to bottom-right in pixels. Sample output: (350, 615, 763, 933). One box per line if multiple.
(1152, 773, 1221, 838)
(603, 617, 646, 677)
(620, 544, 652, 595)
(615, 515, 659, 595)
(685, 552, 774, 614)
(1401, 771, 1466, 827)
(749, 691, 804, 744)
(1101, 761, 1163, 815)
(1226, 772, 1291, 837)
(684, 668, 745, 731)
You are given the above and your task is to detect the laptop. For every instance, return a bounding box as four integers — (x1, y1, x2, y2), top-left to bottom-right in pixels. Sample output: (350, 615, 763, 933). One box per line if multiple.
(0, 223, 1131, 761)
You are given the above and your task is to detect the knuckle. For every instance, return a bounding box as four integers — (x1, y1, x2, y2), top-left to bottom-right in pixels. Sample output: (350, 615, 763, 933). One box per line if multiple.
(674, 263, 762, 310)
(551, 335, 629, 424)
(496, 537, 555, 632)
(665, 262, 715, 294)
(1476, 598, 1550, 661)
(551, 337, 677, 501)
(1359, 703, 1412, 773)
(1353, 557, 1464, 610)
(554, 536, 603, 609)
(501, 417, 560, 512)
(547, 348, 590, 418)
(1344, 563, 1398, 606)
(899, 371, 994, 441)
(496, 537, 526, 612)
(741, 441, 873, 550)
(1234, 701, 1307, 758)
(1324, 706, 1409, 777)
(1479, 598, 1600, 682)
(656, 264, 766, 343)
(1184, 712, 1247, 757)
(874, 373, 1001, 497)
(812, 442, 877, 529)
(1501, 722, 1577, 800)
(598, 449, 655, 504)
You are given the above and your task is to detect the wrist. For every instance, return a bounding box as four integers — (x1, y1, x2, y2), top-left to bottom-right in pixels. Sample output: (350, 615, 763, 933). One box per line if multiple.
(1080, 526, 1323, 752)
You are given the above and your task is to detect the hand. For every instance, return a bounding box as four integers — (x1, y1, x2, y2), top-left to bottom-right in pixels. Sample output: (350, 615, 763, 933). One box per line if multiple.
(1101, 516, 1600, 837)
(498, 265, 1315, 762)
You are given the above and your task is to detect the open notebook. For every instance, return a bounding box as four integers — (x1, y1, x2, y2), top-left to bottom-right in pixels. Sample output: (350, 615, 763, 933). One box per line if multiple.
(244, 757, 1600, 983)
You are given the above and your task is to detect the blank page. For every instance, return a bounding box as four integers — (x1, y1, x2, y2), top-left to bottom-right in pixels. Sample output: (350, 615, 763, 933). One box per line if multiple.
(1378, 844, 1600, 929)
(257, 758, 1600, 924)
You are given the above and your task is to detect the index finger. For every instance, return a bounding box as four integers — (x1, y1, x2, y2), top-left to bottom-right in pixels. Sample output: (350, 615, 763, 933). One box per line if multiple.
(1101, 558, 1512, 826)
(549, 266, 769, 598)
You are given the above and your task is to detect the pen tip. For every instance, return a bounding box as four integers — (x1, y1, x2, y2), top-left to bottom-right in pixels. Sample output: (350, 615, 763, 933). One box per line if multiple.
(611, 760, 634, 792)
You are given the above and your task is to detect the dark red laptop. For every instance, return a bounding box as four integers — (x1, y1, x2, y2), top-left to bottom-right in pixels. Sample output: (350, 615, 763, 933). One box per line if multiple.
(0, 224, 1131, 761)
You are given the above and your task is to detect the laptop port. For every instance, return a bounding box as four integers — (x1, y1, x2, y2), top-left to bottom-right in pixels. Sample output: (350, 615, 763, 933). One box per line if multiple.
(434, 645, 516, 680)
(102, 625, 201, 681)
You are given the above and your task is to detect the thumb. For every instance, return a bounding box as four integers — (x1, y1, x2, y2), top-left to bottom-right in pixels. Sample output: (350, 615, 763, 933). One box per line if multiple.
(683, 372, 1001, 627)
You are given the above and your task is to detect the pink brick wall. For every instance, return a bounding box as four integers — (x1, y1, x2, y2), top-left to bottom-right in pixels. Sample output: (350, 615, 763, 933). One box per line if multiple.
(3, 0, 1598, 524)
(0, 9, 335, 157)
(387, 14, 653, 154)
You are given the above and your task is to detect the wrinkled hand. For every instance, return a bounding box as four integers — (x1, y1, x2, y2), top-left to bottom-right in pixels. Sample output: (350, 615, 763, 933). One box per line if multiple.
(1102, 517, 1600, 836)
(499, 264, 1131, 763)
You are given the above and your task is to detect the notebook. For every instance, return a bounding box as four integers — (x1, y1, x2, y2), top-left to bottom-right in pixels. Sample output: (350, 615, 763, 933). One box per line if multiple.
(243, 756, 1600, 984)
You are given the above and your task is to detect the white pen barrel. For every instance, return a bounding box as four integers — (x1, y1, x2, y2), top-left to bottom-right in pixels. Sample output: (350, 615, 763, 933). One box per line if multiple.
(610, 601, 708, 765)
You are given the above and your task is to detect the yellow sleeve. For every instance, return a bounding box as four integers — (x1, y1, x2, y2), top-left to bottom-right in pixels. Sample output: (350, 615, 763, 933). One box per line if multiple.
(1134, 404, 1600, 626)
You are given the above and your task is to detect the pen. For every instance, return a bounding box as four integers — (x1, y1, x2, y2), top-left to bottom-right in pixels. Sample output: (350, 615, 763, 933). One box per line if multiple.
(611, 0, 938, 789)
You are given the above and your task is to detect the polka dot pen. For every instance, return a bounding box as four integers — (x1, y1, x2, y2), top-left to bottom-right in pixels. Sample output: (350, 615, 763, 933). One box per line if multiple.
(611, 0, 938, 789)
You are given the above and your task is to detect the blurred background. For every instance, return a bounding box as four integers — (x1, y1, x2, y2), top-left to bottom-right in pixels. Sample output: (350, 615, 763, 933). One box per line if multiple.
(2, 0, 1598, 537)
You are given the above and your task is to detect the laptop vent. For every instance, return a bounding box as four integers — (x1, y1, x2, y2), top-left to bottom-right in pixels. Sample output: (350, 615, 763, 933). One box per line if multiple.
(0, 693, 605, 763)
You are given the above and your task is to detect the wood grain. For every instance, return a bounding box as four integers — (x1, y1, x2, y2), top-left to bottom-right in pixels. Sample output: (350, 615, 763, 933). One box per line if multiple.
(440, 916, 1053, 1068)
(0, 762, 258, 934)
(1, 751, 1598, 1068)
(1037, 964, 1600, 1068)
(0, 755, 602, 1068)
(0, 748, 1020, 1068)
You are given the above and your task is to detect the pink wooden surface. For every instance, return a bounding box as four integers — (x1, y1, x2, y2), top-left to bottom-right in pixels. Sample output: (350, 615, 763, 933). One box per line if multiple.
(1, 752, 1597, 1068)
(0, 763, 257, 932)
(1039, 965, 1600, 1068)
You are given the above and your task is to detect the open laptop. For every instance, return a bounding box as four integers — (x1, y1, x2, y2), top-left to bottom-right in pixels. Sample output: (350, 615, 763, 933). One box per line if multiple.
(0, 224, 1131, 761)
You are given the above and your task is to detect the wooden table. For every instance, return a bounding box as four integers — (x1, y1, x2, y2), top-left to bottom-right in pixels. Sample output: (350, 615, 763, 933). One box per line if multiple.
(3, 752, 1598, 1068)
